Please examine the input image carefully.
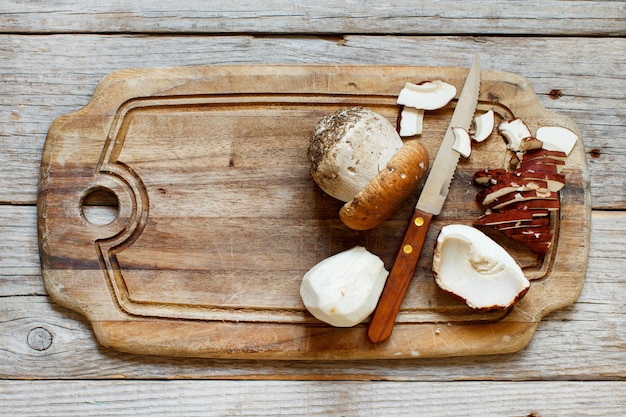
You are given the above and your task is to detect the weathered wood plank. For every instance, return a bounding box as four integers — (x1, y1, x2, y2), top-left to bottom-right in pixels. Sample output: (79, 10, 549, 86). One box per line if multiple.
(1, 0, 624, 36)
(0, 207, 623, 379)
(0, 380, 624, 416)
(0, 35, 623, 207)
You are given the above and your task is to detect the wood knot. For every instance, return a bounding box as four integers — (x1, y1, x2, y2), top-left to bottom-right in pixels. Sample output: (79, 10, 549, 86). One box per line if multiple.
(27, 327, 53, 351)
(589, 148, 602, 158)
(549, 89, 563, 100)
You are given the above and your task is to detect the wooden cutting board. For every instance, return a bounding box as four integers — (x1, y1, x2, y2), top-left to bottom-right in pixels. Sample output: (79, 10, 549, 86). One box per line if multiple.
(38, 65, 590, 359)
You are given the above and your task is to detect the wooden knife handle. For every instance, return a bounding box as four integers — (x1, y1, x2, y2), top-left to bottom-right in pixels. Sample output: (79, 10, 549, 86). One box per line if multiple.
(368, 208, 433, 343)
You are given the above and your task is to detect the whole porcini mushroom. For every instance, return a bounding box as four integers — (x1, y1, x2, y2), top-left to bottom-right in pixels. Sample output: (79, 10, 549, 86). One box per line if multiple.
(432, 224, 530, 310)
(309, 107, 429, 230)
(300, 246, 389, 327)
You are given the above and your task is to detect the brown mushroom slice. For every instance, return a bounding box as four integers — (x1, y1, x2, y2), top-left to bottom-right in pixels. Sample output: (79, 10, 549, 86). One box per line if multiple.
(508, 232, 554, 255)
(507, 229, 554, 242)
(474, 210, 551, 229)
(489, 190, 559, 210)
(474, 210, 535, 226)
(495, 216, 551, 231)
(503, 225, 553, 237)
(476, 178, 549, 206)
(519, 157, 565, 173)
(497, 197, 561, 211)
(521, 148, 567, 163)
(518, 171, 565, 192)
(340, 138, 429, 231)
(473, 168, 508, 185)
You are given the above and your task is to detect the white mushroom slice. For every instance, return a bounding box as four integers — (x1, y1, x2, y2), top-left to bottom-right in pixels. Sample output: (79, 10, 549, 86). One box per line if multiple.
(397, 80, 457, 111)
(498, 118, 532, 152)
(471, 110, 495, 142)
(452, 126, 472, 158)
(536, 126, 579, 155)
(300, 246, 389, 327)
(432, 224, 530, 310)
(399, 106, 424, 137)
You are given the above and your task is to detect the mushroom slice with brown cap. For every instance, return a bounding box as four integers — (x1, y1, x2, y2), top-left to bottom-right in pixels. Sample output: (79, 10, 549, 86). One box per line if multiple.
(432, 224, 530, 310)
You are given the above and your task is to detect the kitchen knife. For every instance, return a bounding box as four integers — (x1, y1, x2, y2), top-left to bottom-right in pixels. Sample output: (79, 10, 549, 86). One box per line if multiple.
(368, 55, 482, 343)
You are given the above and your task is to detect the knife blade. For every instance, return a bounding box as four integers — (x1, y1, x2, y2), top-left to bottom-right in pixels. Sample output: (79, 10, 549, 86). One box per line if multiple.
(368, 56, 482, 343)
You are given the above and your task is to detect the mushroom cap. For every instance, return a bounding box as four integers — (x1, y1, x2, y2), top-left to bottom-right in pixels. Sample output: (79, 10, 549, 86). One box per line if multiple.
(308, 107, 403, 202)
(300, 246, 389, 327)
(432, 224, 530, 310)
(396, 80, 457, 110)
(340, 138, 429, 230)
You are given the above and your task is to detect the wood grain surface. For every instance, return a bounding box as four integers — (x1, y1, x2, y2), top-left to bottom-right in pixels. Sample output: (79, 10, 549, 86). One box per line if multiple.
(38, 65, 589, 359)
(1, 2, 624, 415)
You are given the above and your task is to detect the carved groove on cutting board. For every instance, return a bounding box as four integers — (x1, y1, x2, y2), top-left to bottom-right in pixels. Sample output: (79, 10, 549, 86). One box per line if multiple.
(85, 93, 550, 324)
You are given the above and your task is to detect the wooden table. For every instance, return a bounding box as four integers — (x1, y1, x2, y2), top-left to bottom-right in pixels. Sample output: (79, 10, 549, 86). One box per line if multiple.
(1, 2, 624, 415)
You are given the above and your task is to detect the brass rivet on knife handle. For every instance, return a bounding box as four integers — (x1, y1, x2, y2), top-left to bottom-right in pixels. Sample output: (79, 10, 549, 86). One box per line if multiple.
(368, 209, 433, 343)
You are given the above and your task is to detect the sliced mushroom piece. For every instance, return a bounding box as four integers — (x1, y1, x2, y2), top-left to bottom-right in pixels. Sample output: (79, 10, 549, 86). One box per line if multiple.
(471, 110, 495, 142)
(492, 216, 551, 231)
(508, 232, 554, 254)
(503, 225, 553, 238)
(536, 126, 579, 155)
(518, 136, 544, 152)
(452, 126, 472, 158)
(495, 196, 561, 211)
(506, 228, 554, 242)
(498, 118, 533, 152)
(476, 178, 549, 206)
(519, 158, 565, 173)
(474, 209, 536, 226)
(521, 240, 552, 254)
(473, 168, 508, 185)
(489, 190, 559, 210)
(396, 80, 457, 110)
(521, 148, 567, 162)
(300, 246, 389, 327)
(432, 224, 530, 310)
(517, 170, 566, 192)
(398, 106, 425, 137)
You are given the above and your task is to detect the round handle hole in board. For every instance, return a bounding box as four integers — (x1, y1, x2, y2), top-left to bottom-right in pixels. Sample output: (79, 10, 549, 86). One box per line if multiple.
(81, 186, 120, 225)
